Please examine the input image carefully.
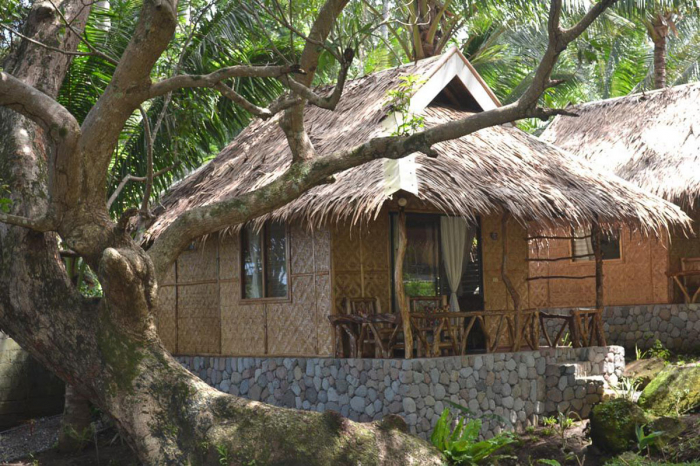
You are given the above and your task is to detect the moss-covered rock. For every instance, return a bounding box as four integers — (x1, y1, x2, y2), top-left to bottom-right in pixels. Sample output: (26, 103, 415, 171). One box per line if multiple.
(638, 364, 700, 416)
(589, 399, 651, 453)
(647, 416, 685, 447)
(623, 358, 666, 389)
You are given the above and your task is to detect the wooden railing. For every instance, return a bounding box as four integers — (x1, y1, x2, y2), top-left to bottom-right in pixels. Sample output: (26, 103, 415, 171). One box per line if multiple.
(329, 307, 606, 358)
(539, 308, 606, 348)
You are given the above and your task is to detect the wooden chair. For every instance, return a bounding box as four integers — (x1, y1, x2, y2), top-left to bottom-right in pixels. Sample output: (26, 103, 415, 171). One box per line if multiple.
(672, 257, 700, 304)
(342, 297, 399, 358)
(408, 296, 458, 357)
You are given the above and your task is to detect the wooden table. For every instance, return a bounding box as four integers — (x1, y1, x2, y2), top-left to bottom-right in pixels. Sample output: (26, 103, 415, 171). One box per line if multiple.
(328, 313, 400, 358)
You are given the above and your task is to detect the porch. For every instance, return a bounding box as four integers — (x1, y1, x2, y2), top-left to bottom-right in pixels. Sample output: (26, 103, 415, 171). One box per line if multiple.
(328, 199, 608, 360)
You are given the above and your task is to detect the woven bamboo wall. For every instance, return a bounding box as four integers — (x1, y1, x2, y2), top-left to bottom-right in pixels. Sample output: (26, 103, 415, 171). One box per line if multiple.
(528, 226, 671, 308)
(481, 216, 530, 312)
(332, 211, 392, 315)
(156, 223, 333, 357)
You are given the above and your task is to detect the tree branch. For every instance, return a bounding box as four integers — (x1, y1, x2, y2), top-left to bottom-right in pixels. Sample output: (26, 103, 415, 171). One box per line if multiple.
(0, 211, 56, 231)
(0, 24, 114, 64)
(138, 106, 154, 214)
(279, 0, 351, 164)
(148, 64, 303, 99)
(278, 48, 354, 111)
(45, 0, 119, 65)
(107, 163, 180, 210)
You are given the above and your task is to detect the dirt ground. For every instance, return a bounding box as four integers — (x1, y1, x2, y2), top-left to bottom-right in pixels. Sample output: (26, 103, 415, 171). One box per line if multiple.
(2, 414, 699, 465)
(0, 419, 136, 466)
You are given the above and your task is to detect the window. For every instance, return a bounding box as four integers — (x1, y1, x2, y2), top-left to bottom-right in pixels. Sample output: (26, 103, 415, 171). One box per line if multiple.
(241, 222, 288, 299)
(572, 227, 621, 262)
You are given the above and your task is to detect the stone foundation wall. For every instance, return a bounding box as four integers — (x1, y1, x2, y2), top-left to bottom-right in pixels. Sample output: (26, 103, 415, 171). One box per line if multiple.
(177, 346, 624, 439)
(541, 304, 700, 353)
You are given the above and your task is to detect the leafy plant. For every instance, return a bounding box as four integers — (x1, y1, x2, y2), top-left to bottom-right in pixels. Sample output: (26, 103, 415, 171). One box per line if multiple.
(647, 340, 671, 361)
(542, 416, 557, 427)
(635, 424, 664, 456)
(216, 443, 231, 465)
(430, 408, 515, 465)
(385, 75, 426, 136)
(635, 344, 648, 361)
(611, 376, 641, 401)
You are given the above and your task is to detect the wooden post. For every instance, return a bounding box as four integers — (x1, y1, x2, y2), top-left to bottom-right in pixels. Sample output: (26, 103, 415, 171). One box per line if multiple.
(591, 222, 607, 346)
(591, 223, 604, 310)
(395, 208, 413, 358)
(501, 214, 522, 351)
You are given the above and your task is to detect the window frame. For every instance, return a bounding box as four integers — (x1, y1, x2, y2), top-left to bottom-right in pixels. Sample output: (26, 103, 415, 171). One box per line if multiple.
(389, 211, 484, 312)
(570, 227, 623, 264)
(239, 221, 291, 304)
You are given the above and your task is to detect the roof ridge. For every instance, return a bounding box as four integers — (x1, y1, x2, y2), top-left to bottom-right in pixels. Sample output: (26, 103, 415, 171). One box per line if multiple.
(567, 81, 700, 110)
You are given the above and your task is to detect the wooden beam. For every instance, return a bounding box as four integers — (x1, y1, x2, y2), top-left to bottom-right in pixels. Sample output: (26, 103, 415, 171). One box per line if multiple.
(395, 208, 412, 359)
(526, 235, 592, 241)
(526, 253, 594, 262)
(527, 275, 596, 281)
(591, 222, 607, 345)
(591, 223, 604, 310)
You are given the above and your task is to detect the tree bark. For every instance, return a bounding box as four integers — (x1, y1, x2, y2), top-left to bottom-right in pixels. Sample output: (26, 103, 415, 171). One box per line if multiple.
(58, 385, 93, 452)
(650, 13, 669, 89)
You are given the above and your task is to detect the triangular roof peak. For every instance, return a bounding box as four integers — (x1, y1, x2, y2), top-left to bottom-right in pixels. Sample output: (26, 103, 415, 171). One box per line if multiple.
(408, 46, 501, 114)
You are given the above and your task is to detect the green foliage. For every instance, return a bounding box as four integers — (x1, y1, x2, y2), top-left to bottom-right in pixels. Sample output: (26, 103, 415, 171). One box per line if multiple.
(612, 376, 642, 401)
(430, 408, 514, 465)
(216, 443, 231, 465)
(542, 416, 557, 428)
(647, 340, 672, 361)
(635, 424, 664, 454)
(385, 75, 426, 136)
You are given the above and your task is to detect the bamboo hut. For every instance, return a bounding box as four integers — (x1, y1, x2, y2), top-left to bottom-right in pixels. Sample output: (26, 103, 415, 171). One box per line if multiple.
(534, 84, 700, 307)
(147, 48, 688, 358)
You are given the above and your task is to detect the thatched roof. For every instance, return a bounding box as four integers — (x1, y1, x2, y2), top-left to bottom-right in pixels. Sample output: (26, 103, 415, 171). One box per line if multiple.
(147, 52, 689, 241)
(542, 83, 700, 210)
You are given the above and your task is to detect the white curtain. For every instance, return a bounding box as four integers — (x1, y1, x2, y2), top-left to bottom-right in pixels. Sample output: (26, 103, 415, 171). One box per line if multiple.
(245, 225, 263, 298)
(440, 216, 468, 312)
(572, 227, 593, 262)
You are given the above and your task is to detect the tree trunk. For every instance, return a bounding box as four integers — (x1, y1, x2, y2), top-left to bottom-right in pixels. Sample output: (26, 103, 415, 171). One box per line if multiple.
(58, 385, 93, 452)
(651, 14, 669, 89)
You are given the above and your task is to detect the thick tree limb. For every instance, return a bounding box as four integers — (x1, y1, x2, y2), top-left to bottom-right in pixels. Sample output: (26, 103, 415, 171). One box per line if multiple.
(0, 72, 80, 141)
(279, 0, 351, 164)
(149, 64, 303, 98)
(138, 106, 155, 214)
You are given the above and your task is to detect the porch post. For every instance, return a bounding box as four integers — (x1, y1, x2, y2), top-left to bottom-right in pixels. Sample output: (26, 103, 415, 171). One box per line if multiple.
(501, 214, 522, 351)
(591, 222, 607, 345)
(395, 207, 413, 359)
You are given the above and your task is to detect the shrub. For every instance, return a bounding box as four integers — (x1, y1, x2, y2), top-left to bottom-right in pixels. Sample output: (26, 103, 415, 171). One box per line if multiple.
(430, 408, 514, 465)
